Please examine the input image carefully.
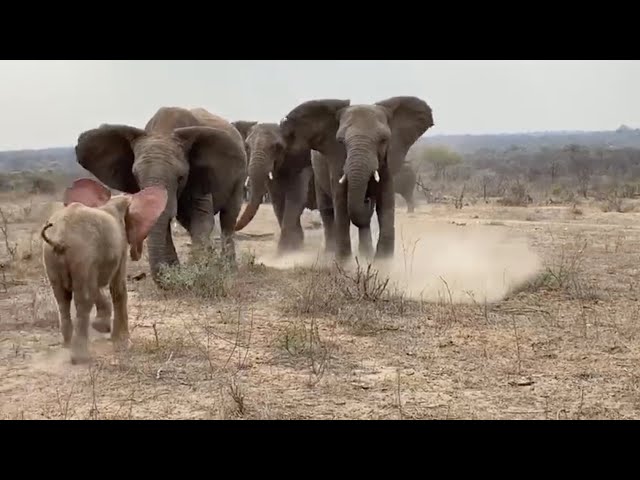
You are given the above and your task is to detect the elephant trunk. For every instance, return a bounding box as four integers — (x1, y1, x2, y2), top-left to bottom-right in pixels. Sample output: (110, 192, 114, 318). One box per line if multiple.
(137, 175, 179, 280)
(235, 152, 272, 231)
(345, 138, 377, 229)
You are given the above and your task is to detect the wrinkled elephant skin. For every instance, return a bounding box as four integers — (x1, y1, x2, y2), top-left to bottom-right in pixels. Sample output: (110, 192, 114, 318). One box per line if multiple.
(280, 97, 434, 261)
(232, 121, 315, 254)
(75, 107, 247, 283)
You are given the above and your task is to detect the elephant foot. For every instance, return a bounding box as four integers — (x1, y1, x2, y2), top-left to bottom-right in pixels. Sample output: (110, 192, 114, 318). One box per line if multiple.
(334, 250, 352, 268)
(111, 333, 131, 351)
(373, 251, 394, 267)
(70, 339, 90, 365)
(277, 243, 304, 257)
(91, 318, 111, 334)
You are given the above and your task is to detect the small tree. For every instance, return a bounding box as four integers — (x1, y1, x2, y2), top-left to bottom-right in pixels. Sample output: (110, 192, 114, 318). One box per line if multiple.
(564, 144, 592, 198)
(418, 145, 463, 181)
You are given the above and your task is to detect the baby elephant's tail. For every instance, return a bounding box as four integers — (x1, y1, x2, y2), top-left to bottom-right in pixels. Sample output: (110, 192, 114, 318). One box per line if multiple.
(41, 222, 67, 255)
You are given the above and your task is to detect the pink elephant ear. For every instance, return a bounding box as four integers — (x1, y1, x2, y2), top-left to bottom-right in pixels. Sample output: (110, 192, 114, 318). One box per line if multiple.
(125, 185, 168, 261)
(63, 178, 112, 207)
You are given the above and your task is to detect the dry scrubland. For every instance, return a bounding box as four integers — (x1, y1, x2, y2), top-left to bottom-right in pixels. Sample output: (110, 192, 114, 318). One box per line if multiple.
(1, 185, 640, 420)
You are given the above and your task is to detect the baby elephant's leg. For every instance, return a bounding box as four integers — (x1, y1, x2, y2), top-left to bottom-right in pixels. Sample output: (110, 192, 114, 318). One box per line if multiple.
(50, 282, 73, 347)
(71, 286, 93, 364)
(92, 288, 112, 334)
(110, 265, 129, 349)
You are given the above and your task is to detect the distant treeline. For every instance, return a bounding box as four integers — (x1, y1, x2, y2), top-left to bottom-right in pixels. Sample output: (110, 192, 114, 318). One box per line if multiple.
(2, 127, 640, 174)
(3, 127, 640, 207)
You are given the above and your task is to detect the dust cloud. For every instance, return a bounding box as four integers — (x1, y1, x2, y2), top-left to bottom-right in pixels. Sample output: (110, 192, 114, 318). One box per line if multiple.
(256, 211, 541, 304)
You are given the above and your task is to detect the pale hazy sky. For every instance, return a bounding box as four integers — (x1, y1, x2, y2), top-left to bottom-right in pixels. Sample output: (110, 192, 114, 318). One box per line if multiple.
(0, 60, 638, 150)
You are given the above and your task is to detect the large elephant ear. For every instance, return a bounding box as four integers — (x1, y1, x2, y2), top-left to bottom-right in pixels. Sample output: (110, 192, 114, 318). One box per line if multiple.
(375, 96, 434, 173)
(75, 124, 146, 193)
(63, 178, 112, 207)
(280, 99, 351, 148)
(173, 126, 247, 186)
(125, 185, 169, 261)
(232, 121, 258, 141)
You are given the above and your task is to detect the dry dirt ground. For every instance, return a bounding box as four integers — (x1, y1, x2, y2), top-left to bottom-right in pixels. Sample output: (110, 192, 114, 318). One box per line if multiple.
(1, 191, 640, 420)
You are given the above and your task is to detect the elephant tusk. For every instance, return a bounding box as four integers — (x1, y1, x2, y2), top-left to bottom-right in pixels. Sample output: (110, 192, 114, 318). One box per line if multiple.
(268, 172, 274, 180)
(374, 170, 380, 183)
(338, 174, 346, 184)
(244, 177, 249, 187)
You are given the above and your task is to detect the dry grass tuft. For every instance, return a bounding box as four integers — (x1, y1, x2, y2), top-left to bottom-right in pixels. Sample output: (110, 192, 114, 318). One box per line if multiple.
(281, 259, 413, 335)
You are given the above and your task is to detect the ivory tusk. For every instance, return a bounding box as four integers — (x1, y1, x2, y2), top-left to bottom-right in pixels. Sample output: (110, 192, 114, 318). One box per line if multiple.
(268, 172, 274, 180)
(374, 170, 380, 182)
(338, 174, 346, 184)
(244, 177, 249, 187)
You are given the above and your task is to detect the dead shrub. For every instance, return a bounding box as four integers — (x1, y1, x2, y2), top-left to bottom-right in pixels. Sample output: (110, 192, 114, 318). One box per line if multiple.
(515, 236, 600, 301)
(498, 181, 532, 207)
(282, 259, 408, 332)
(600, 190, 632, 213)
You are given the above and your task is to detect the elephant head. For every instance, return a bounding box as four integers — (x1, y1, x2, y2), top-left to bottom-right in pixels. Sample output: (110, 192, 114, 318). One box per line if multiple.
(232, 122, 293, 230)
(280, 97, 433, 228)
(75, 107, 245, 277)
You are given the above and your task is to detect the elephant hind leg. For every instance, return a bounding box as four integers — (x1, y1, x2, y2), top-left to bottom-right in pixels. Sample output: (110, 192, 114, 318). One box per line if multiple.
(50, 281, 73, 347)
(92, 288, 112, 334)
(405, 193, 415, 213)
(279, 170, 310, 254)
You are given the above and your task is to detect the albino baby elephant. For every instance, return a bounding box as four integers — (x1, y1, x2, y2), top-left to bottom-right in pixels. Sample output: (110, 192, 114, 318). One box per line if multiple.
(41, 178, 167, 364)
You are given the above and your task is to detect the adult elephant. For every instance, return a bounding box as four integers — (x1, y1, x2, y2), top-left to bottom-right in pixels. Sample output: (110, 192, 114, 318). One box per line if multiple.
(280, 96, 433, 261)
(393, 162, 417, 213)
(74, 107, 247, 282)
(232, 121, 316, 253)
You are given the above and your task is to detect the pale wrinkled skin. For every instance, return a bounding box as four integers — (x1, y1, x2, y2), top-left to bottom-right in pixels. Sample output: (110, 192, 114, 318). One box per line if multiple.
(41, 180, 167, 364)
(232, 121, 316, 253)
(74, 107, 247, 283)
(281, 97, 433, 261)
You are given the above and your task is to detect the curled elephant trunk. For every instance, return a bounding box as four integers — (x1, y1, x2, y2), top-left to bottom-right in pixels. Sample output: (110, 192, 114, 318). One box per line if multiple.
(344, 140, 377, 229)
(235, 155, 271, 231)
(346, 167, 376, 229)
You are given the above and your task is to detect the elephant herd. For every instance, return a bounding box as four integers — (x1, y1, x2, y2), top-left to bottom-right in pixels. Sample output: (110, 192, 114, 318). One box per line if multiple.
(73, 96, 434, 283)
(42, 95, 433, 363)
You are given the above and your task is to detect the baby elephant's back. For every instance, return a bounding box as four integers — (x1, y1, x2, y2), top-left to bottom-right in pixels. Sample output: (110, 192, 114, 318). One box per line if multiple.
(49, 204, 126, 287)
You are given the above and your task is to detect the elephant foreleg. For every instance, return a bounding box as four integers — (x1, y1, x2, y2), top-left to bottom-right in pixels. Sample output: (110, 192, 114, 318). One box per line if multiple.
(219, 181, 243, 267)
(270, 181, 286, 229)
(280, 168, 311, 253)
(375, 172, 396, 260)
(333, 179, 352, 262)
(177, 193, 214, 248)
(316, 183, 335, 254)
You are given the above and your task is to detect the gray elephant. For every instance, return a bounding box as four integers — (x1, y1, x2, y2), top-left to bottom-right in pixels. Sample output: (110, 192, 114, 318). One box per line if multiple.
(232, 121, 316, 253)
(393, 162, 417, 213)
(74, 107, 248, 282)
(281, 97, 433, 261)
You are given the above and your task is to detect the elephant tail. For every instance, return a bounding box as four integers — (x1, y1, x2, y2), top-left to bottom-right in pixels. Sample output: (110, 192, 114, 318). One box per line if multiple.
(41, 222, 67, 255)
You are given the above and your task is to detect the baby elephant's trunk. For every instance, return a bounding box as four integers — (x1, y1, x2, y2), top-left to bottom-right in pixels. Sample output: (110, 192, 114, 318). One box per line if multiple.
(41, 223, 67, 255)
